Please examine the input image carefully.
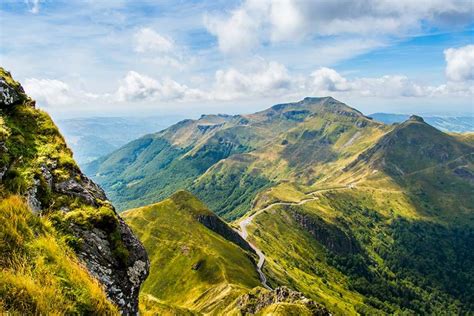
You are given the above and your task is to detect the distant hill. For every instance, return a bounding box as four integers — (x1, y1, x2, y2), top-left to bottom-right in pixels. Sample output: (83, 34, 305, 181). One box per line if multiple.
(56, 116, 184, 166)
(370, 112, 473, 133)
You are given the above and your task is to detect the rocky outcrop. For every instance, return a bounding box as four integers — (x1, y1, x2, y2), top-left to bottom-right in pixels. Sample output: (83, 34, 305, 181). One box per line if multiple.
(195, 213, 256, 254)
(0, 68, 149, 315)
(55, 173, 108, 207)
(237, 286, 331, 315)
(0, 70, 28, 109)
(290, 210, 359, 255)
(71, 217, 149, 315)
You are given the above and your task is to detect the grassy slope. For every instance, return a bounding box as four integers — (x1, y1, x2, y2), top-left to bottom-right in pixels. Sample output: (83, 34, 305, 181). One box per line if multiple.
(0, 196, 118, 314)
(243, 119, 474, 314)
(123, 191, 261, 314)
(0, 68, 134, 314)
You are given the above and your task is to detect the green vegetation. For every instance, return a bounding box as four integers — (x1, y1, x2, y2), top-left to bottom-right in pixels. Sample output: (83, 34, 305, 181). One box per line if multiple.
(88, 95, 473, 314)
(1, 67, 146, 314)
(0, 196, 118, 314)
(123, 191, 261, 314)
(86, 97, 387, 218)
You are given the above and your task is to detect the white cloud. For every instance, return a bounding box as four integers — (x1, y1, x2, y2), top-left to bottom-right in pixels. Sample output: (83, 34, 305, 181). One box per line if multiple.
(26, 0, 41, 14)
(307, 67, 473, 98)
(134, 28, 174, 53)
(269, 0, 303, 42)
(213, 61, 292, 100)
(444, 45, 474, 82)
(116, 71, 205, 102)
(204, 7, 260, 54)
(24, 78, 73, 106)
(309, 68, 350, 92)
(205, 0, 473, 54)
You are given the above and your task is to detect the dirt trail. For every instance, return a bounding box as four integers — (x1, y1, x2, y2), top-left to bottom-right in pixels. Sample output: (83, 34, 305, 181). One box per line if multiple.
(234, 186, 350, 290)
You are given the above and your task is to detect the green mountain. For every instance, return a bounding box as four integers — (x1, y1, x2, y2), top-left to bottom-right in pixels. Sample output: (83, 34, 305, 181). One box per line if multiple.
(123, 191, 328, 315)
(88, 95, 473, 314)
(0, 68, 149, 314)
(244, 116, 474, 314)
(85, 97, 387, 218)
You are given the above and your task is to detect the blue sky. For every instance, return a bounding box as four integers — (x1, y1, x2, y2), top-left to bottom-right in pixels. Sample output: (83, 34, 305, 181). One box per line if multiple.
(0, 0, 473, 118)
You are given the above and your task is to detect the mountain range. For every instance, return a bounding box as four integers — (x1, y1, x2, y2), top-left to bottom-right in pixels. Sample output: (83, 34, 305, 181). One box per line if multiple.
(2, 68, 473, 315)
(51, 112, 472, 169)
(87, 96, 474, 314)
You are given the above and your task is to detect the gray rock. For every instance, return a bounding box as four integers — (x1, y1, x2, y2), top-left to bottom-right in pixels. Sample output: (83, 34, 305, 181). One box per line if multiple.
(55, 173, 107, 206)
(0, 77, 25, 109)
(237, 286, 331, 315)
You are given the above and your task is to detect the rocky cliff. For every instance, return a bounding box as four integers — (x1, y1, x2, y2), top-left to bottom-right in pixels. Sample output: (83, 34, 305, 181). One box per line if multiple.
(237, 286, 331, 315)
(0, 68, 149, 314)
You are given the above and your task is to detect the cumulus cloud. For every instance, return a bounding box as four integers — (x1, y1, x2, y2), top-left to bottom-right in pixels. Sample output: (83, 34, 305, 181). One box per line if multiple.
(133, 27, 194, 70)
(444, 45, 474, 82)
(309, 68, 350, 92)
(134, 28, 174, 53)
(213, 61, 292, 100)
(204, 7, 260, 54)
(307, 67, 473, 98)
(24, 78, 73, 106)
(205, 0, 473, 53)
(116, 71, 205, 102)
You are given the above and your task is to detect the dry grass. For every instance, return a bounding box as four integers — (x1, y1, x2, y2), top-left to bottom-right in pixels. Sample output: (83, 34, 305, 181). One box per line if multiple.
(0, 196, 118, 315)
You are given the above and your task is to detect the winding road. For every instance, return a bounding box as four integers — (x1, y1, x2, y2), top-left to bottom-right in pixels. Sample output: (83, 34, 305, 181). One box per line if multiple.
(234, 186, 351, 290)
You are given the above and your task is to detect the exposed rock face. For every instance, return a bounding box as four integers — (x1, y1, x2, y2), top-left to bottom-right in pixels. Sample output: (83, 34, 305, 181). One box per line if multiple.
(195, 213, 256, 254)
(290, 210, 359, 255)
(71, 217, 149, 315)
(237, 286, 331, 315)
(0, 78, 24, 108)
(0, 68, 149, 315)
(55, 173, 108, 207)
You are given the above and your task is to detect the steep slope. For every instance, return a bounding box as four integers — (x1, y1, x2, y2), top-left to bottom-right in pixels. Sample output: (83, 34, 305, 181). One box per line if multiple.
(0, 196, 118, 314)
(342, 115, 474, 222)
(0, 68, 149, 314)
(122, 191, 261, 314)
(86, 96, 387, 217)
(124, 191, 330, 315)
(240, 116, 474, 314)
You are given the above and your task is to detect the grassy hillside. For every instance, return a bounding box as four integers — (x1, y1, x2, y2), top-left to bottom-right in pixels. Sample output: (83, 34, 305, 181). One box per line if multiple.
(122, 191, 261, 314)
(0, 68, 148, 313)
(240, 118, 474, 314)
(0, 195, 118, 314)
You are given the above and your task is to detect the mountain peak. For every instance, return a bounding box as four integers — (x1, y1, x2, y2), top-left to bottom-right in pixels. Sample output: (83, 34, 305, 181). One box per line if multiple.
(408, 115, 425, 123)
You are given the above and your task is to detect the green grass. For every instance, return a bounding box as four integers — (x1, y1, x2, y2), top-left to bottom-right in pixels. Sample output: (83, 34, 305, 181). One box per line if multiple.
(0, 196, 118, 315)
(123, 191, 261, 314)
(244, 182, 473, 314)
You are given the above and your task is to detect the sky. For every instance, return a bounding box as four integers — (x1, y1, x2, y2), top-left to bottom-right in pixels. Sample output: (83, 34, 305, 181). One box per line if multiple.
(0, 0, 473, 119)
